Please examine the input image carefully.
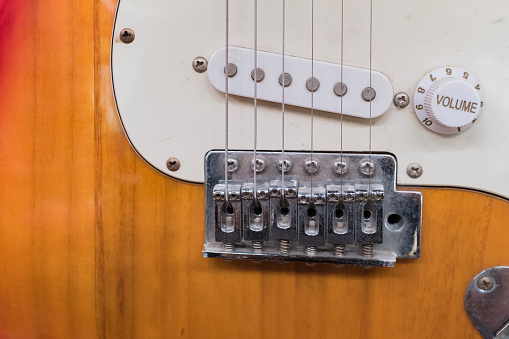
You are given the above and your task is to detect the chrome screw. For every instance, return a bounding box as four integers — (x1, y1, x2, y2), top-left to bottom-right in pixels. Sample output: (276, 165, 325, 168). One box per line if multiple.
(334, 161, 347, 175)
(192, 57, 208, 73)
(306, 77, 320, 92)
(251, 158, 266, 172)
(477, 276, 494, 291)
(406, 163, 423, 179)
(119, 28, 135, 44)
(279, 72, 292, 87)
(224, 63, 237, 77)
(394, 92, 410, 108)
(360, 159, 375, 176)
(251, 68, 265, 82)
(333, 82, 348, 97)
(226, 158, 239, 173)
(278, 159, 293, 173)
(166, 157, 181, 172)
(305, 159, 319, 174)
(362, 87, 376, 101)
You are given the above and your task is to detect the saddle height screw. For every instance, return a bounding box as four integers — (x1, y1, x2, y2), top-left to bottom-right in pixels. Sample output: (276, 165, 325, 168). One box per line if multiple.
(477, 276, 494, 291)
(394, 92, 410, 108)
(119, 28, 135, 44)
(406, 163, 423, 179)
(166, 157, 181, 172)
(192, 57, 208, 73)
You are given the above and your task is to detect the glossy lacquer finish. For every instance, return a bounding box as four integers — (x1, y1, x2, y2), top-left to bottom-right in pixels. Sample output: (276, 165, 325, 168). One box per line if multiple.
(0, 1, 507, 338)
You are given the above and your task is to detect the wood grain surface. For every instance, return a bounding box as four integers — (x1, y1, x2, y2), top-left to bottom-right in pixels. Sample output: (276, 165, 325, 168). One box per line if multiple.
(0, 1, 507, 338)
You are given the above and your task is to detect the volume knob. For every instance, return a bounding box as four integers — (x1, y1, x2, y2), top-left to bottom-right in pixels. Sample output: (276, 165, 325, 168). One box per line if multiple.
(414, 67, 484, 134)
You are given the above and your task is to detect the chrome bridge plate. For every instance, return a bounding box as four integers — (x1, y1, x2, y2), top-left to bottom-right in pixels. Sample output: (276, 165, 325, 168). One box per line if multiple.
(203, 151, 422, 267)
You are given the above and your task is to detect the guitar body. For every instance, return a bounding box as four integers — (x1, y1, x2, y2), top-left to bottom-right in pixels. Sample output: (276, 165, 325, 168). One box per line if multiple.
(0, 0, 507, 338)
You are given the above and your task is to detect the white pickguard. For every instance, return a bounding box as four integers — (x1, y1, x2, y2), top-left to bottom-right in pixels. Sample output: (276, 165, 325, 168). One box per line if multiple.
(112, 0, 509, 198)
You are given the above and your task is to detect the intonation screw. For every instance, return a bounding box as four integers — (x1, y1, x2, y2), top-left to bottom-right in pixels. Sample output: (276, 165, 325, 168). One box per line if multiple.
(306, 77, 320, 92)
(394, 92, 410, 108)
(251, 68, 265, 82)
(360, 159, 375, 176)
(226, 158, 239, 173)
(333, 82, 348, 97)
(477, 276, 494, 291)
(224, 63, 237, 77)
(362, 87, 376, 101)
(192, 57, 208, 73)
(406, 163, 423, 179)
(279, 73, 292, 87)
(119, 28, 135, 44)
(166, 157, 181, 172)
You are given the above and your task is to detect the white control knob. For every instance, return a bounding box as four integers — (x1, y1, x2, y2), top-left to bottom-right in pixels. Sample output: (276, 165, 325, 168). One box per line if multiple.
(414, 67, 484, 134)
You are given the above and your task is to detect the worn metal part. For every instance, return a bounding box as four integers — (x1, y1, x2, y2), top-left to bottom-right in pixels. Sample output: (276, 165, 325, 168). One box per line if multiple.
(224, 63, 237, 77)
(333, 82, 348, 97)
(465, 266, 509, 339)
(251, 68, 265, 82)
(226, 158, 239, 173)
(407, 163, 423, 179)
(166, 157, 181, 171)
(192, 57, 208, 73)
(306, 77, 320, 92)
(394, 92, 410, 108)
(119, 28, 135, 44)
(204, 151, 422, 267)
(279, 72, 292, 87)
(362, 87, 376, 101)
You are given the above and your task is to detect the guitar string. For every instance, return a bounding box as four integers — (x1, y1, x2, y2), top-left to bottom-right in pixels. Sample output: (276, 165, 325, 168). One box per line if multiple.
(369, 0, 373, 197)
(225, 0, 230, 203)
(310, 0, 315, 198)
(253, 0, 259, 201)
(281, 0, 286, 196)
(340, 0, 344, 194)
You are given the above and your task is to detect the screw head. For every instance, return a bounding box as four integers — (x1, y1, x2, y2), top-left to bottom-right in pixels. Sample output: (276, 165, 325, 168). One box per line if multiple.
(362, 87, 376, 102)
(192, 57, 208, 73)
(304, 159, 319, 174)
(119, 28, 135, 44)
(477, 276, 494, 291)
(334, 161, 347, 175)
(166, 157, 181, 172)
(278, 159, 293, 173)
(251, 158, 266, 172)
(394, 92, 410, 108)
(360, 159, 375, 176)
(226, 158, 239, 173)
(406, 163, 423, 179)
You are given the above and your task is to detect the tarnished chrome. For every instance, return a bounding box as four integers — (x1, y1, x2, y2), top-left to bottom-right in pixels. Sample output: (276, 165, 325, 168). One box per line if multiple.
(333, 82, 348, 97)
(362, 87, 376, 101)
(204, 151, 422, 267)
(226, 158, 239, 173)
(465, 266, 509, 339)
(224, 63, 237, 77)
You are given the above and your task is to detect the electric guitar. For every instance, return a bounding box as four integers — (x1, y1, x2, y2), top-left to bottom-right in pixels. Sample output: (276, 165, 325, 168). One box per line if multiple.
(0, 0, 508, 338)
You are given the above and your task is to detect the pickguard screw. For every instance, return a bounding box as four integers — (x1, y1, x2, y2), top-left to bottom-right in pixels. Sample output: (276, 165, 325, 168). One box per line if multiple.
(406, 163, 423, 179)
(119, 28, 135, 44)
(362, 87, 376, 102)
(305, 159, 319, 174)
(334, 161, 347, 175)
(226, 158, 238, 173)
(251, 68, 265, 82)
(192, 57, 208, 73)
(166, 157, 181, 172)
(394, 92, 410, 108)
(306, 77, 320, 92)
(360, 159, 375, 176)
(224, 63, 237, 77)
(477, 276, 494, 291)
(251, 158, 266, 172)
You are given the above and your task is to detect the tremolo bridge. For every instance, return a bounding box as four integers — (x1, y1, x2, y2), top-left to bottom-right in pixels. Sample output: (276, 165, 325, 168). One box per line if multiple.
(204, 151, 422, 267)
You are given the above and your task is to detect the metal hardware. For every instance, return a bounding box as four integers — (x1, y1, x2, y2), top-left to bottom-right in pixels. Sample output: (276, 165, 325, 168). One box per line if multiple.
(362, 87, 376, 101)
(192, 57, 208, 73)
(465, 266, 509, 339)
(204, 151, 422, 267)
(407, 163, 423, 179)
(224, 63, 237, 77)
(251, 68, 265, 82)
(394, 92, 410, 108)
(119, 28, 135, 44)
(305, 158, 320, 174)
(359, 159, 375, 176)
(166, 157, 181, 171)
(279, 73, 292, 87)
(333, 161, 347, 175)
(333, 82, 348, 97)
(251, 158, 266, 172)
(278, 159, 293, 173)
(226, 158, 239, 173)
(306, 77, 320, 92)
